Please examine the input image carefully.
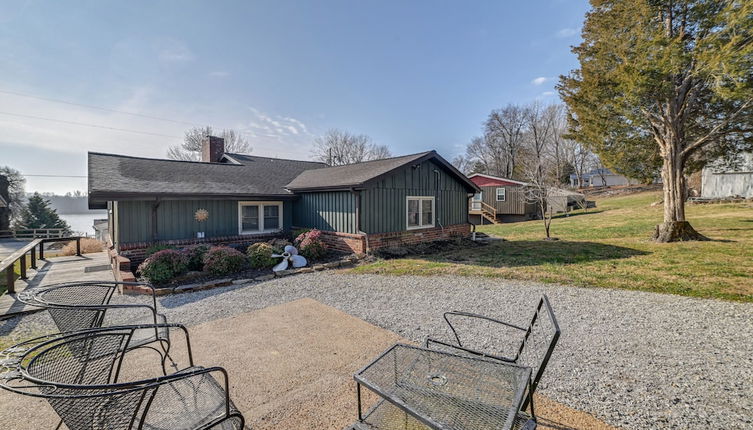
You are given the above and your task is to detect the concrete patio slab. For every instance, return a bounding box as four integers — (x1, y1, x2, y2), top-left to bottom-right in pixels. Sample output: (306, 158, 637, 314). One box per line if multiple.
(0, 298, 617, 429)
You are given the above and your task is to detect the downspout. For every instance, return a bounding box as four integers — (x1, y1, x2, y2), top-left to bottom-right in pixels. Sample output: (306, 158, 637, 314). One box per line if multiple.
(433, 170, 444, 233)
(467, 194, 476, 239)
(351, 188, 368, 253)
(151, 198, 161, 242)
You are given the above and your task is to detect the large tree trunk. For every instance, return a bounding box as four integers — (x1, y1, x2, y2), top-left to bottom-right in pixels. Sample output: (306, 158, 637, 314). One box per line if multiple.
(653, 148, 708, 242)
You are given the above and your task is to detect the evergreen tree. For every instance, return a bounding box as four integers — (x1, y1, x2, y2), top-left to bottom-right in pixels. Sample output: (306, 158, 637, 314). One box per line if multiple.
(15, 193, 71, 234)
(559, 0, 753, 241)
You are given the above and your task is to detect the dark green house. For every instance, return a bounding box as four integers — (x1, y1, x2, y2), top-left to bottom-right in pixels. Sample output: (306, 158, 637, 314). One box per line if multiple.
(88, 137, 478, 262)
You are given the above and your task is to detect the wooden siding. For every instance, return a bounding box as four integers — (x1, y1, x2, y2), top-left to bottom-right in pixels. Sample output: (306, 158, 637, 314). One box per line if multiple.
(116, 199, 293, 244)
(474, 185, 534, 215)
(360, 159, 469, 234)
(292, 192, 357, 234)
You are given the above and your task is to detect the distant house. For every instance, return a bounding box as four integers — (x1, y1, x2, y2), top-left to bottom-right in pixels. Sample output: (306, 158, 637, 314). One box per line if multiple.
(570, 168, 640, 188)
(467, 174, 538, 224)
(701, 152, 753, 199)
(88, 137, 478, 264)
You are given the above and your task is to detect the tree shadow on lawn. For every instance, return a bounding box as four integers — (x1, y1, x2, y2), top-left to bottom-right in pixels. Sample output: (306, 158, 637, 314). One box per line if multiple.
(550, 209, 605, 220)
(429, 240, 649, 267)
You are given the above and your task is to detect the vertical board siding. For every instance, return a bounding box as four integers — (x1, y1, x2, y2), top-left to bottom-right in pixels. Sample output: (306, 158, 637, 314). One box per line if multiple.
(292, 192, 356, 233)
(361, 159, 470, 234)
(117, 199, 293, 243)
(479, 185, 529, 215)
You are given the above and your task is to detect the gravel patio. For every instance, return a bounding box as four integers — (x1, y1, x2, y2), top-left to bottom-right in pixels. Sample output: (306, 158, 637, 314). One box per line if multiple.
(2, 272, 751, 429)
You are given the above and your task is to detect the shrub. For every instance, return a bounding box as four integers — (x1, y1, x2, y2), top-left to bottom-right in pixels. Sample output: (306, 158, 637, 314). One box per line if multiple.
(145, 243, 174, 257)
(267, 238, 292, 253)
(138, 249, 188, 284)
(247, 242, 278, 269)
(182, 244, 210, 271)
(203, 246, 248, 275)
(294, 228, 326, 260)
(60, 238, 104, 256)
(291, 228, 311, 240)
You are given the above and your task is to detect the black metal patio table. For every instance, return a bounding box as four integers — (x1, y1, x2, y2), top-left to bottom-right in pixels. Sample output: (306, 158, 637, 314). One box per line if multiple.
(353, 343, 532, 430)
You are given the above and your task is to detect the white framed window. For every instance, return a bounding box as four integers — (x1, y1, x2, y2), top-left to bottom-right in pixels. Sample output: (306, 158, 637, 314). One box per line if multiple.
(496, 187, 506, 202)
(406, 196, 435, 230)
(471, 192, 482, 211)
(238, 201, 283, 234)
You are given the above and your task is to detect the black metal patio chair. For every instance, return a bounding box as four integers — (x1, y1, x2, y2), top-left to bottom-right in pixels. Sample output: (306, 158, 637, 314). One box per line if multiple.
(424, 295, 561, 429)
(0, 324, 245, 430)
(17, 281, 173, 371)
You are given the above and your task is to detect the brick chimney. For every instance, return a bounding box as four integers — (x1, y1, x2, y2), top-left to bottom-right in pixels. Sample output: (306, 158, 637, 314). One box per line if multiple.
(202, 136, 225, 162)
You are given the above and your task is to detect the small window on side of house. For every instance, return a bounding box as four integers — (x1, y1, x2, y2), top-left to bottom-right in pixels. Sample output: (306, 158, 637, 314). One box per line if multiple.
(406, 196, 435, 230)
(496, 187, 506, 202)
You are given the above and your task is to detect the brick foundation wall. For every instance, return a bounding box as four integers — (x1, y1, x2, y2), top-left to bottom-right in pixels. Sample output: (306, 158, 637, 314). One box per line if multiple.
(315, 230, 367, 254)
(119, 233, 281, 267)
(366, 223, 471, 250)
(314, 224, 471, 254)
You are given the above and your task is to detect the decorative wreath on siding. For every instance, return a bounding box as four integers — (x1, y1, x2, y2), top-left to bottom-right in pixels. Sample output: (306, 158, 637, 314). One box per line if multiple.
(194, 208, 209, 222)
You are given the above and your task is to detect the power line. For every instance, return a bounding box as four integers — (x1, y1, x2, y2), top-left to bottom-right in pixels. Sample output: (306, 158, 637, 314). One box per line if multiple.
(23, 174, 87, 178)
(0, 111, 182, 139)
(0, 89, 199, 126)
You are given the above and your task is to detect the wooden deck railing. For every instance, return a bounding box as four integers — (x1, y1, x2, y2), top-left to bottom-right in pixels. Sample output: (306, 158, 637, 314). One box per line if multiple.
(1, 236, 82, 294)
(0, 228, 69, 239)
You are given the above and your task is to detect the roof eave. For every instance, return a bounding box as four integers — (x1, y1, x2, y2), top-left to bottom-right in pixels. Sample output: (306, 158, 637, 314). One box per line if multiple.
(89, 191, 298, 202)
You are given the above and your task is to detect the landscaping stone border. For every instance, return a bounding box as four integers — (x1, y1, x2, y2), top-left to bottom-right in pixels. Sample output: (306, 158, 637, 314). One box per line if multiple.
(120, 254, 363, 296)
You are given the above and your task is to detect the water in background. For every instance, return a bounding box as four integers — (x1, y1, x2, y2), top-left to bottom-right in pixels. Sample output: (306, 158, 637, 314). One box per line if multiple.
(60, 213, 106, 236)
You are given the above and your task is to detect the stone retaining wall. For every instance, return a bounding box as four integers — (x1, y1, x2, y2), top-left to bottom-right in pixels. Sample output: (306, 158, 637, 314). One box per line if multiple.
(120, 255, 361, 296)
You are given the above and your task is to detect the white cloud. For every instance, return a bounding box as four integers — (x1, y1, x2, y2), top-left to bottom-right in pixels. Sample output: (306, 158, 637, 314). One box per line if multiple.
(531, 77, 550, 86)
(556, 27, 578, 38)
(156, 39, 195, 63)
(208, 71, 230, 78)
(240, 107, 315, 158)
(541, 91, 556, 97)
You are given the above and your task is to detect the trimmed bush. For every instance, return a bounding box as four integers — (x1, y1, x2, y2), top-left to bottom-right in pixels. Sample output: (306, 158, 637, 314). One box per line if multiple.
(145, 243, 174, 257)
(267, 238, 292, 253)
(182, 244, 210, 271)
(294, 228, 326, 260)
(138, 249, 188, 284)
(291, 228, 311, 240)
(247, 242, 278, 269)
(203, 246, 248, 275)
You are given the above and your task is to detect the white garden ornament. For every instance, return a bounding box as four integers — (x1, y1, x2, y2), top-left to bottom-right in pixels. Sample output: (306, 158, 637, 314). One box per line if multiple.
(271, 245, 307, 272)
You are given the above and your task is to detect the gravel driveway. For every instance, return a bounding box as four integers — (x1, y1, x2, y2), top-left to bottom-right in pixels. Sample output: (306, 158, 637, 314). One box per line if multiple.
(2, 272, 751, 429)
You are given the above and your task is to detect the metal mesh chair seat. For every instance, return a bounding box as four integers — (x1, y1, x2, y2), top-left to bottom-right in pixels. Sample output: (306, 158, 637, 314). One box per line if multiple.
(141, 366, 243, 430)
(425, 295, 560, 422)
(0, 325, 245, 430)
(18, 281, 172, 366)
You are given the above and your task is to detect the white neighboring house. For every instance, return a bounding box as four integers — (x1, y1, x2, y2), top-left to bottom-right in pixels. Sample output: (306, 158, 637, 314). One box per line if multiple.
(701, 152, 753, 198)
(570, 168, 640, 188)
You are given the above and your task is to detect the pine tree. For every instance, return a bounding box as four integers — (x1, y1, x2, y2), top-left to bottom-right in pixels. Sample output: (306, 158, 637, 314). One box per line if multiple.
(559, 0, 753, 241)
(15, 193, 71, 234)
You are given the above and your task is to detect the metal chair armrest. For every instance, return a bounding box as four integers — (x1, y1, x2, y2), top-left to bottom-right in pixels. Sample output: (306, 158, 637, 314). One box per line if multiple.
(424, 337, 517, 362)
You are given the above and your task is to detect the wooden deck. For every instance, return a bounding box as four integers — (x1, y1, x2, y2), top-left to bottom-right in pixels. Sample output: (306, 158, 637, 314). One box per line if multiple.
(0, 251, 114, 318)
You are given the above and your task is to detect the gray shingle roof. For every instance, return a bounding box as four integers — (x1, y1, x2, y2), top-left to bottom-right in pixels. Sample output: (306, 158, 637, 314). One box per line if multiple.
(286, 150, 477, 192)
(88, 152, 326, 202)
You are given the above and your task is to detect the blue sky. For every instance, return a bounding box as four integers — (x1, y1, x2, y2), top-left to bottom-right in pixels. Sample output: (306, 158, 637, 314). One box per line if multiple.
(0, 0, 589, 194)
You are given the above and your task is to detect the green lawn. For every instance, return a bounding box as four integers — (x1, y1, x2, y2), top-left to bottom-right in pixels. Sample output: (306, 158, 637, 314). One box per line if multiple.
(352, 192, 753, 302)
